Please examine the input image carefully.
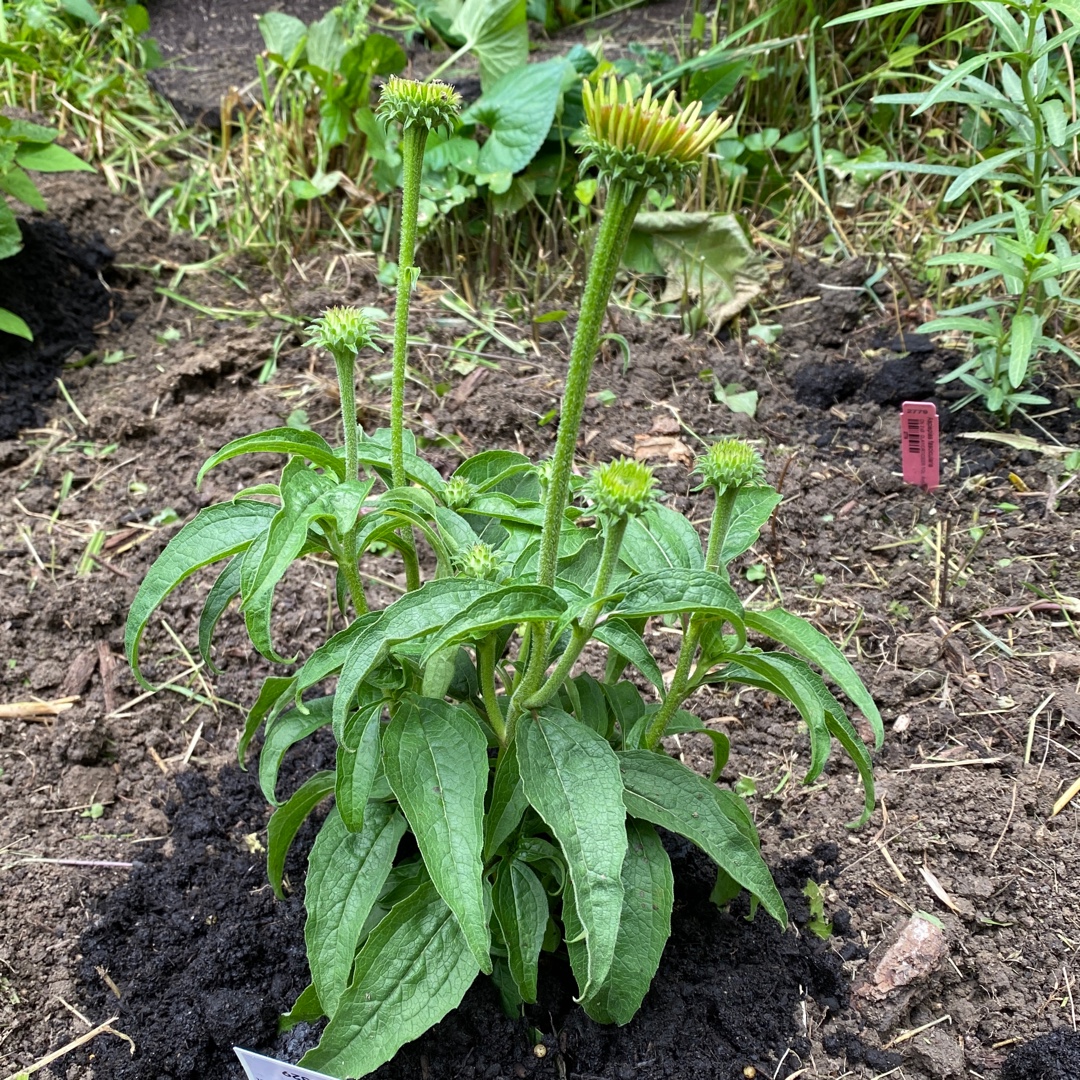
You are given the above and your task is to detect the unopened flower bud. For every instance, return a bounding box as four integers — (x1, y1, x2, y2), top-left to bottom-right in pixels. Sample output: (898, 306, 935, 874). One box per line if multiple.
(441, 475, 477, 511)
(457, 541, 502, 581)
(378, 76, 462, 134)
(584, 457, 658, 519)
(695, 439, 765, 495)
(304, 307, 379, 365)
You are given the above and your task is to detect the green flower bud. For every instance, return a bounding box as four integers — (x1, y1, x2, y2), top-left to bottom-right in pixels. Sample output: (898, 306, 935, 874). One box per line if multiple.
(695, 439, 766, 494)
(304, 307, 380, 365)
(584, 457, 658, 519)
(441, 475, 477, 511)
(580, 75, 731, 192)
(377, 76, 462, 134)
(457, 541, 502, 581)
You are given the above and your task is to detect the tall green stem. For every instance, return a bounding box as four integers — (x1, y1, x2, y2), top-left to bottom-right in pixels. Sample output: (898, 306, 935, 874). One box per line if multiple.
(335, 354, 359, 484)
(507, 182, 645, 724)
(391, 125, 428, 491)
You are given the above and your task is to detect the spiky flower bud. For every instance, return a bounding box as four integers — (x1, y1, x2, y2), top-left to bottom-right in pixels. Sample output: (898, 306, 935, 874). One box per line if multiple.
(580, 75, 731, 191)
(457, 541, 502, 581)
(584, 457, 658, 519)
(695, 439, 766, 494)
(377, 76, 462, 134)
(304, 307, 380, 364)
(441, 475, 477, 511)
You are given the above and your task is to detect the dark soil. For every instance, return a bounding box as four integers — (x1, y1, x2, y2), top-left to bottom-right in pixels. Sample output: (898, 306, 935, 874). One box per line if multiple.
(3, 13, 1080, 1078)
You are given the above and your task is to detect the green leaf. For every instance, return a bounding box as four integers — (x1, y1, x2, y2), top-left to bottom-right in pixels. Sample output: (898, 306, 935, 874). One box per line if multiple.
(305, 803, 407, 1016)
(1041, 98, 1068, 147)
(621, 504, 704, 573)
(267, 770, 335, 899)
(125, 501, 276, 687)
(0, 165, 47, 211)
(618, 749, 786, 926)
(721, 487, 782, 563)
(485, 742, 527, 860)
(0, 307, 32, 340)
(356, 431, 446, 493)
(663, 713, 730, 782)
(384, 696, 492, 973)
(743, 609, 882, 747)
(238, 675, 296, 767)
(1008, 312, 1039, 389)
(493, 857, 548, 1003)
(450, 0, 528, 91)
(14, 142, 95, 173)
(197, 428, 345, 485)
(237, 526, 297, 665)
(258, 11, 307, 60)
(335, 703, 383, 831)
(567, 818, 673, 1025)
(453, 449, 539, 498)
(280, 983, 323, 1032)
(260, 696, 335, 805)
(944, 147, 1027, 203)
(823, 707, 877, 828)
(626, 211, 765, 326)
(462, 59, 569, 174)
(419, 585, 566, 663)
(608, 568, 745, 646)
(517, 707, 627, 998)
(197, 554, 242, 673)
(592, 618, 664, 692)
(59, 0, 101, 25)
(300, 881, 479, 1077)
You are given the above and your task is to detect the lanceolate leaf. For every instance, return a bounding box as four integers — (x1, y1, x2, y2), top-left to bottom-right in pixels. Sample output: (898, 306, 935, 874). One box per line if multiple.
(267, 770, 336, 899)
(305, 804, 407, 1017)
(823, 708, 877, 828)
(197, 428, 345, 485)
(238, 527, 296, 664)
(492, 857, 548, 1003)
(335, 703, 383, 832)
(197, 554, 243, 673)
(743, 609, 882, 746)
(592, 619, 664, 692)
(517, 707, 627, 997)
(238, 675, 296, 767)
(260, 696, 335, 805)
(383, 696, 492, 973)
(608, 569, 745, 647)
(568, 818, 673, 1025)
(485, 742, 527, 860)
(125, 500, 276, 687)
(721, 487, 783, 564)
(300, 881, 479, 1077)
(618, 750, 786, 926)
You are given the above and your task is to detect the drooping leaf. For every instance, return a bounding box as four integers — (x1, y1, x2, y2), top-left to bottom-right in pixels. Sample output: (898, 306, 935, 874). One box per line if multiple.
(517, 707, 626, 997)
(267, 770, 336, 899)
(383, 696, 492, 973)
(618, 749, 786, 926)
(592, 618, 664, 692)
(492, 856, 548, 1003)
(260, 696, 335, 805)
(237, 675, 296, 767)
(566, 818, 673, 1025)
(197, 428, 345, 486)
(125, 501, 276, 687)
(624, 211, 765, 326)
(300, 881, 479, 1077)
(197, 555, 243, 673)
(305, 803, 407, 1017)
(743, 609, 882, 746)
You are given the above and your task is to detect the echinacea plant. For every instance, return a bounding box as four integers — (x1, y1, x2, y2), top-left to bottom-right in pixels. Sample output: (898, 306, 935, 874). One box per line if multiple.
(126, 75, 881, 1079)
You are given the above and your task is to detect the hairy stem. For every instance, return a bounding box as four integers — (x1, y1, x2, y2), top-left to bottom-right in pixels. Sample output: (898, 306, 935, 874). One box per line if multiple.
(643, 617, 701, 750)
(477, 634, 506, 744)
(334, 353, 359, 484)
(703, 487, 738, 574)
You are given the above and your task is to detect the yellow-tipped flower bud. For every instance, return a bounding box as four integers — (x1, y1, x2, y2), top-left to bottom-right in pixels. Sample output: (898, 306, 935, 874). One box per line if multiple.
(580, 75, 731, 191)
(695, 439, 766, 495)
(457, 541, 502, 581)
(441, 475, 477, 511)
(377, 76, 462, 134)
(584, 457, 658, 519)
(305, 307, 380, 364)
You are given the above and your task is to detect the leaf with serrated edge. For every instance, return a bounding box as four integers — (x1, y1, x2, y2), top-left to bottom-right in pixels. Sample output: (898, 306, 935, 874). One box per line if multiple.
(305, 804, 407, 1017)
(493, 857, 548, 1003)
(267, 770, 335, 899)
(567, 818, 673, 1025)
(618, 749, 786, 926)
(125, 501, 276, 687)
(300, 881, 478, 1077)
(517, 707, 626, 997)
(383, 696, 492, 973)
(743, 608, 882, 746)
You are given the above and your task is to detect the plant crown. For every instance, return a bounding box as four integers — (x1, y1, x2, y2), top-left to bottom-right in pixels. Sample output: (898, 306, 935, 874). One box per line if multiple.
(126, 76, 881, 1079)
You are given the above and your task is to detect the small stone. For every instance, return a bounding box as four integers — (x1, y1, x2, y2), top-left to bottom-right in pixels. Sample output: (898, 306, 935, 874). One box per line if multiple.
(856, 915, 949, 1001)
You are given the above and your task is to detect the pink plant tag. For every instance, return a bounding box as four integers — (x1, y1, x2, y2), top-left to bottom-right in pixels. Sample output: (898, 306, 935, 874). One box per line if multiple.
(900, 401, 939, 491)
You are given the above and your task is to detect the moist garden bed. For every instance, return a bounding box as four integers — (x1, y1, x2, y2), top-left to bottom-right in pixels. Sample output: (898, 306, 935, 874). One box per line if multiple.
(1, 163, 1079, 1080)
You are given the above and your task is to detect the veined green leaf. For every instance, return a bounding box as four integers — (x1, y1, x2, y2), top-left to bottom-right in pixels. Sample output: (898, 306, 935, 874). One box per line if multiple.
(592, 618, 664, 692)
(517, 707, 626, 998)
(419, 585, 565, 663)
(301, 881, 478, 1077)
(1008, 312, 1039, 389)
(305, 803, 407, 1017)
(824, 707, 877, 828)
(743, 608, 882, 746)
(384, 696, 492, 973)
(618, 749, 785, 926)
(485, 742, 527, 860)
(294, 610, 384, 697)
(944, 147, 1027, 203)
(197, 554, 243, 674)
(721, 487, 782, 564)
(567, 818, 673, 1025)
(197, 427, 345, 485)
(267, 770, 335, 899)
(621, 504, 704, 573)
(238, 526, 296, 664)
(125, 501, 276, 687)
(354, 435, 446, 494)
(336, 704, 383, 832)
(260, 696, 335, 805)
(238, 675, 297, 768)
(492, 857, 548, 1003)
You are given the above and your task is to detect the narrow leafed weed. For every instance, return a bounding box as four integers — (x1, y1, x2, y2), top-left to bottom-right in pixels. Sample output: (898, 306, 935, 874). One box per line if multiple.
(127, 77, 881, 1077)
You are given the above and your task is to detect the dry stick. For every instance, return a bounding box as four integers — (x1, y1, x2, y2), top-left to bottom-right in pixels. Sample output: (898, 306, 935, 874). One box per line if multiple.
(0, 1015, 132, 1080)
(0, 697, 79, 719)
(988, 781, 1019, 862)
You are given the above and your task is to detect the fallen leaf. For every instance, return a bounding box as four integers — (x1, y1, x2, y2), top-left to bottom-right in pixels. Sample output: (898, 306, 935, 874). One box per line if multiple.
(633, 434, 693, 466)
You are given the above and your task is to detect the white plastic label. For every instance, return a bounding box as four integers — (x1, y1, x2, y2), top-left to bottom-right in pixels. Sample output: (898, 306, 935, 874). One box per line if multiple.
(234, 1047, 339, 1080)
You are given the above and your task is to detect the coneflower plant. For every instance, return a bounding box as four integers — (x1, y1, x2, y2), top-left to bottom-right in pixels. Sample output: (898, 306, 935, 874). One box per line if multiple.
(125, 76, 881, 1079)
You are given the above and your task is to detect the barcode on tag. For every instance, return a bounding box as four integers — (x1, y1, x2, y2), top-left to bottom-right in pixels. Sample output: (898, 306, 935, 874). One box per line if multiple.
(900, 401, 939, 491)
(234, 1047, 338, 1080)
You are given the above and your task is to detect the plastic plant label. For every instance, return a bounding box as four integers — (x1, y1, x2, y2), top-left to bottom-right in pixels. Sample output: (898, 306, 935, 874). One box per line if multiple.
(900, 401, 939, 492)
(234, 1047, 339, 1080)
